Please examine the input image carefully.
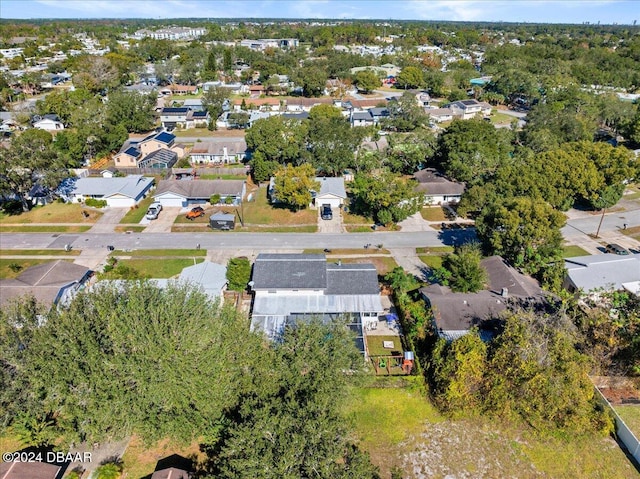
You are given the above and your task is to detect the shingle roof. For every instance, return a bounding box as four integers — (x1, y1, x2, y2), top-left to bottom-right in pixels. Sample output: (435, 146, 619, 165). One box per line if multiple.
(190, 140, 247, 156)
(154, 179, 244, 199)
(0, 461, 61, 479)
(150, 468, 190, 479)
(252, 254, 327, 290)
(179, 261, 227, 300)
(70, 175, 154, 199)
(413, 168, 465, 196)
(352, 111, 373, 121)
(481, 255, 543, 298)
(326, 263, 380, 294)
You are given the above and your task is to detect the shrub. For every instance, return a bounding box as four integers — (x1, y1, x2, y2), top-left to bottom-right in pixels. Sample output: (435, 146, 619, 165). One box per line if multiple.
(210, 194, 221, 205)
(227, 257, 251, 291)
(8, 263, 23, 273)
(85, 198, 107, 208)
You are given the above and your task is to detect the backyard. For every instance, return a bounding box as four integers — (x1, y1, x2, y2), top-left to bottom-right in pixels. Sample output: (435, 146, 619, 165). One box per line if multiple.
(346, 380, 640, 479)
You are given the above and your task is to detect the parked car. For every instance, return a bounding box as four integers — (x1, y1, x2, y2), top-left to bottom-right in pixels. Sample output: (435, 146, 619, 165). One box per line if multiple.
(146, 204, 161, 220)
(186, 206, 205, 220)
(605, 243, 630, 255)
(321, 204, 332, 220)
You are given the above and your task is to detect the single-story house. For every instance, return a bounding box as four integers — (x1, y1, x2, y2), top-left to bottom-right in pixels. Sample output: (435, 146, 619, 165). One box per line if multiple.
(0, 260, 93, 309)
(446, 99, 492, 120)
(33, 113, 64, 131)
(312, 176, 347, 208)
(249, 253, 384, 355)
(564, 254, 640, 296)
(427, 108, 454, 123)
(168, 84, 199, 95)
(181, 98, 204, 111)
(420, 256, 545, 341)
(189, 140, 247, 164)
(153, 179, 246, 207)
(65, 175, 154, 207)
(413, 168, 465, 205)
(179, 261, 227, 301)
(0, 461, 61, 479)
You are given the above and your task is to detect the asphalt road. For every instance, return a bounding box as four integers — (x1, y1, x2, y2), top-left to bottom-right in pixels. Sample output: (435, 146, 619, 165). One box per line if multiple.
(0, 229, 477, 252)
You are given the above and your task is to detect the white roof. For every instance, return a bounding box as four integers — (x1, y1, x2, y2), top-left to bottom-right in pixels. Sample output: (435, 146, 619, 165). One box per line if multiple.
(565, 254, 640, 293)
(252, 293, 383, 316)
(179, 261, 227, 299)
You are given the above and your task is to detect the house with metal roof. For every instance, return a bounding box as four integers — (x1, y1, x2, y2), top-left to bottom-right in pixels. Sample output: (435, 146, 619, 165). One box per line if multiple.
(564, 254, 640, 296)
(420, 256, 545, 341)
(153, 179, 246, 207)
(312, 176, 347, 209)
(0, 260, 92, 309)
(446, 99, 492, 120)
(413, 168, 465, 205)
(249, 254, 384, 354)
(179, 261, 227, 301)
(65, 175, 154, 207)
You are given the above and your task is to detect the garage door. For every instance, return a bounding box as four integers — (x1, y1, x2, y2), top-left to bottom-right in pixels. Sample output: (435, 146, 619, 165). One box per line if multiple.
(316, 197, 341, 209)
(107, 197, 135, 208)
(156, 197, 184, 208)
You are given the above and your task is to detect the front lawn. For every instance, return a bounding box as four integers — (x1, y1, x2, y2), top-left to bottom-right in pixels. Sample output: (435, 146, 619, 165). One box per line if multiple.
(120, 197, 155, 224)
(420, 207, 448, 222)
(240, 187, 317, 226)
(562, 245, 590, 258)
(0, 249, 80, 256)
(418, 255, 443, 269)
(621, 225, 640, 241)
(111, 249, 206, 257)
(342, 210, 374, 225)
(103, 258, 204, 278)
(121, 435, 204, 479)
(0, 202, 102, 224)
(0, 225, 92, 233)
(333, 257, 398, 275)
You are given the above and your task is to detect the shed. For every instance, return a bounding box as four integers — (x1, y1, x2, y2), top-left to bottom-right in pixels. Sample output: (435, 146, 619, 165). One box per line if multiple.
(209, 212, 235, 230)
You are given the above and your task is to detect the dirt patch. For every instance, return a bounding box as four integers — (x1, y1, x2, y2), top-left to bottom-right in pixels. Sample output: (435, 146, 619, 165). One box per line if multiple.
(592, 376, 640, 405)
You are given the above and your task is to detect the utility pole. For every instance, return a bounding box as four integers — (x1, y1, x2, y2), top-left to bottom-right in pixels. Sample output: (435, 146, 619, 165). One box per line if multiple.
(595, 207, 606, 238)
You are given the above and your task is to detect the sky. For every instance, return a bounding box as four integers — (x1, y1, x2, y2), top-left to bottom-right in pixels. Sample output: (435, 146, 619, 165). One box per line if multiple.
(0, 0, 637, 25)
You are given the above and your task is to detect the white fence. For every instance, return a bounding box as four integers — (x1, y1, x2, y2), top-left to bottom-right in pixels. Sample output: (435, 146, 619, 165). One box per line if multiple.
(594, 387, 640, 465)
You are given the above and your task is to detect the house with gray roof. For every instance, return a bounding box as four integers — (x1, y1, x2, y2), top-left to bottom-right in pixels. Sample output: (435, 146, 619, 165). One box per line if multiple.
(312, 176, 347, 208)
(420, 256, 545, 341)
(65, 175, 154, 207)
(180, 261, 227, 300)
(189, 139, 247, 164)
(249, 254, 384, 355)
(564, 254, 640, 296)
(0, 461, 61, 479)
(153, 179, 245, 207)
(413, 168, 465, 205)
(0, 260, 92, 309)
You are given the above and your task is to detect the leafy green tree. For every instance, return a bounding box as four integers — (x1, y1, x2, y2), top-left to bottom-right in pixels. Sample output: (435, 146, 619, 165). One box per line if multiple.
(106, 89, 156, 133)
(226, 257, 251, 292)
(71, 55, 120, 93)
(0, 129, 66, 211)
(307, 113, 358, 176)
(273, 164, 320, 211)
(384, 91, 428, 132)
(250, 151, 280, 183)
(437, 118, 514, 185)
(439, 242, 487, 293)
(395, 66, 424, 89)
(245, 116, 307, 164)
(202, 86, 231, 127)
(206, 320, 380, 479)
(354, 69, 380, 93)
(94, 462, 123, 479)
(350, 170, 424, 224)
(15, 282, 258, 444)
(295, 65, 328, 97)
(385, 128, 437, 173)
(476, 197, 565, 275)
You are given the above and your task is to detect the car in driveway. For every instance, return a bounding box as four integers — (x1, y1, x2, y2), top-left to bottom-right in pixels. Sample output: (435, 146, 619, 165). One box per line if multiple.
(186, 206, 205, 220)
(605, 243, 630, 255)
(321, 204, 332, 220)
(145, 202, 162, 220)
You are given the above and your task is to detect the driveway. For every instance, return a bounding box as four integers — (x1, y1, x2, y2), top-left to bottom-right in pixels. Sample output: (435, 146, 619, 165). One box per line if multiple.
(142, 207, 181, 233)
(318, 206, 344, 233)
(88, 207, 129, 234)
(397, 212, 435, 232)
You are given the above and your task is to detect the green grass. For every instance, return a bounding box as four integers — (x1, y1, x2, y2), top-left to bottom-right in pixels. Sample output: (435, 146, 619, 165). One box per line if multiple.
(0, 225, 92, 232)
(239, 225, 318, 233)
(616, 405, 640, 439)
(111, 249, 206, 257)
(0, 202, 102, 224)
(119, 197, 155, 224)
(0, 433, 23, 456)
(345, 382, 639, 479)
(240, 187, 317, 226)
(0, 258, 72, 279)
(416, 246, 454, 254)
(562, 245, 590, 258)
(304, 248, 390, 255)
(366, 335, 404, 357)
(342, 210, 374, 225)
(621, 225, 640, 241)
(104, 258, 204, 278)
(420, 206, 448, 222)
(490, 111, 517, 125)
(334, 257, 398, 275)
(418, 255, 443, 269)
(0, 249, 80, 256)
(345, 225, 374, 232)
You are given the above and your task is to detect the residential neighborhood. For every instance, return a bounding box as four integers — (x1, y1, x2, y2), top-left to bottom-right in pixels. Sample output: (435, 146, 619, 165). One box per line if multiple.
(0, 5, 639, 479)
